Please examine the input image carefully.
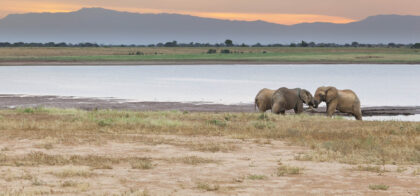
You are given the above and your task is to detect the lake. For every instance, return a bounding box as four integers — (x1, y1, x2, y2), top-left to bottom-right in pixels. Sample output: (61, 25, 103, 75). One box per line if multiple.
(1, 64, 419, 106)
(0, 63, 419, 118)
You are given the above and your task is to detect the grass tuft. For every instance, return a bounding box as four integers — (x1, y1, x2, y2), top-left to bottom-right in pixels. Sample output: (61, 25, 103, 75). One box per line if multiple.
(173, 156, 218, 165)
(248, 174, 267, 180)
(196, 182, 220, 191)
(277, 165, 303, 176)
(207, 119, 227, 127)
(50, 166, 94, 178)
(369, 184, 389, 190)
(352, 165, 387, 173)
(130, 158, 153, 170)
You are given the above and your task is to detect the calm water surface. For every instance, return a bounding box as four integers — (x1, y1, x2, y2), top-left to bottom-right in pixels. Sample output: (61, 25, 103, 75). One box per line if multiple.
(0, 64, 419, 107)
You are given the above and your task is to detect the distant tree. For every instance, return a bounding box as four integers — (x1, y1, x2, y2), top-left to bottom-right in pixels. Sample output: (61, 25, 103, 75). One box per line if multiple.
(252, 43, 262, 47)
(0, 42, 11, 47)
(300, 41, 309, 47)
(240, 43, 249, 47)
(164, 41, 177, 47)
(56, 42, 67, 47)
(412, 43, 420, 49)
(13, 42, 25, 47)
(225, 39, 233, 47)
(351, 41, 359, 47)
(290, 43, 297, 47)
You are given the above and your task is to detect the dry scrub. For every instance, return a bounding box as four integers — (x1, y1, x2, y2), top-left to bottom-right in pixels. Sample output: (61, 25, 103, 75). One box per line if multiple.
(0, 108, 418, 165)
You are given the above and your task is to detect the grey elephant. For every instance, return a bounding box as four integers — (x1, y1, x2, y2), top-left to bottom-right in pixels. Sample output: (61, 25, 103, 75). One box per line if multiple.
(313, 86, 362, 120)
(255, 88, 275, 112)
(271, 87, 314, 115)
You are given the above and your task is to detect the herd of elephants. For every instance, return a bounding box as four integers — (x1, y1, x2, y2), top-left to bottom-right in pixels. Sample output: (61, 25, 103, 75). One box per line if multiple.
(254, 86, 362, 120)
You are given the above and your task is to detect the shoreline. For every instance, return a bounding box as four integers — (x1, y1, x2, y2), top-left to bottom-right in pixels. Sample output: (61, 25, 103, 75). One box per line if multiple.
(1, 61, 420, 66)
(1, 94, 419, 116)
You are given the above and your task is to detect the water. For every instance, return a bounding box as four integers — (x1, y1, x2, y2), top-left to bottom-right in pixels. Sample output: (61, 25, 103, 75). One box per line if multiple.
(360, 115, 420, 122)
(0, 64, 419, 107)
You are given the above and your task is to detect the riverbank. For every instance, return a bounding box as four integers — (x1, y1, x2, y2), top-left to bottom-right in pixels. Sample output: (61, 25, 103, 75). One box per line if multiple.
(1, 47, 420, 65)
(1, 94, 419, 117)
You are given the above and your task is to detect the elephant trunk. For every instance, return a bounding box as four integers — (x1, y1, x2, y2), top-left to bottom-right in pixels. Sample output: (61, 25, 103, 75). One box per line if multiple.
(313, 99, 320, 108)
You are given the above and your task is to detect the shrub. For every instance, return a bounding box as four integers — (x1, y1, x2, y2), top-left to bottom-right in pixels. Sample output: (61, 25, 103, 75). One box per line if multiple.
(207, 49, 217, 54)
(220, 49, 231, 54)
(411, 43, 420, 49)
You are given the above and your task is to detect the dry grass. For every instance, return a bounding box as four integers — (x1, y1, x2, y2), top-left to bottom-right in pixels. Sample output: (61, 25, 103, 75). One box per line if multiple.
(247, 174, 267, 180)
(171, 156, 218, 165)
(351, 165, 388, 173)
(412, 167, 420, 176)
(130, 158, 154, 170)
(0, 108, 419, 166)
(277, 165, 304, 176)
(0, 151, 153, 171)
(196, 182, 220, 191)
(50, 166, 94, 178)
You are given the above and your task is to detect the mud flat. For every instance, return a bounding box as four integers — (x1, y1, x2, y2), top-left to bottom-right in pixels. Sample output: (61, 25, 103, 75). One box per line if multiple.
(0, 94, 418, 117)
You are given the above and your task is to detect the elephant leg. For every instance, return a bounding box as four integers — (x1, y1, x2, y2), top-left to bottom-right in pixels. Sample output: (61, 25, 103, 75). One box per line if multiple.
(353, 109, 363, 121)
(326, 101, 338, 117)
(272, 103, 280, 114)
(280, 110, 286, 115)
(294, 103, 304, 114)
(260, 105, 266, 113)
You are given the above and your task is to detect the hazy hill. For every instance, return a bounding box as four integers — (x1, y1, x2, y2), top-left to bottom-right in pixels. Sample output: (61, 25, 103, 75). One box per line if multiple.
(0, 8, 419, 44)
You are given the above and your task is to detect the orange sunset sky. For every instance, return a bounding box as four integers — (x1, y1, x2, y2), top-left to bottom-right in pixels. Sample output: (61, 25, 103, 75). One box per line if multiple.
(0, 0, 419, 25)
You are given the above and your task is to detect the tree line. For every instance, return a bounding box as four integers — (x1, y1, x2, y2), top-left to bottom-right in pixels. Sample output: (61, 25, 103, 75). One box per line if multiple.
(0, 40, 419, 48)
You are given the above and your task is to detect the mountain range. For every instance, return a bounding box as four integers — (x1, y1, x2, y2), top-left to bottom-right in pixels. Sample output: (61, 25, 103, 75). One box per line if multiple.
(0, 8, 419, 44)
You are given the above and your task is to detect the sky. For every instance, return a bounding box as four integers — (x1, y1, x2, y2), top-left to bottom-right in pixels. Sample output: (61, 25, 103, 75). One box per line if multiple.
(0, 0, 419, 25)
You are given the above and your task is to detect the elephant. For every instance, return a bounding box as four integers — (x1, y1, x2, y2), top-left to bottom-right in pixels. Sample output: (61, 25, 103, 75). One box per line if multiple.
(255, 88, 275, 112)
(271, 87, 314, 115)
(313, 86, 362, 120)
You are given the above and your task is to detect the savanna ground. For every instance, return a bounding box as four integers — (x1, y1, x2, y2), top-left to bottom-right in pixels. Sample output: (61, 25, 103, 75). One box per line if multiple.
(1, 47, 420, 64)
(0, 107, 419, 195)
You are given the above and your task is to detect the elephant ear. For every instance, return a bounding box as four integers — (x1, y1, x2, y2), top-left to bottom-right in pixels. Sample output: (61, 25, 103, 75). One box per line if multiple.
(305, 90, 313, 103)
(299, 89, 310, 104)
(325, 87, 338, 103)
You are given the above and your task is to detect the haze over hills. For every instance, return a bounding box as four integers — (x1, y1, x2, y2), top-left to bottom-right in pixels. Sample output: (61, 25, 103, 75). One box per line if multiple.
(0, 8, 419, 44)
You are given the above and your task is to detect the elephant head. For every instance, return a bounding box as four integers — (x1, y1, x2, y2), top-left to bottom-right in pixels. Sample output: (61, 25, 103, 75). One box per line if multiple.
(299, 89, 315, 107)
(313, 86, 338, 108)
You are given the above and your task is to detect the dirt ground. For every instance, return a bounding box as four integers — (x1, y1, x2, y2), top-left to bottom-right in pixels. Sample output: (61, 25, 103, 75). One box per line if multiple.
(1, 134, 419, 195)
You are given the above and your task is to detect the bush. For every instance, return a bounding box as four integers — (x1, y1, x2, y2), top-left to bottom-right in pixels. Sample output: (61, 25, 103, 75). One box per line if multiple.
(411, 43, 420, 49)
(220, 49, 231, 54)
(207, 49, 217, 54)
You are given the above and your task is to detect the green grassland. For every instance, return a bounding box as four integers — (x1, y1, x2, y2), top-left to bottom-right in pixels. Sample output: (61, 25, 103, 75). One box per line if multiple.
(1, 47, 420, 64)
